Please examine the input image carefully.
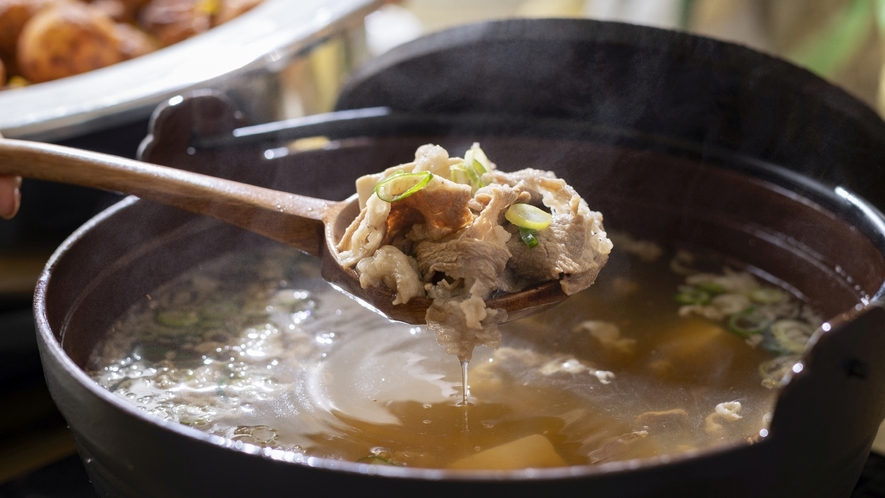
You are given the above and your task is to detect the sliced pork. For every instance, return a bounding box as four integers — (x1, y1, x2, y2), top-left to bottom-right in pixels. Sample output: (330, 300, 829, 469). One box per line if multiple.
(337, 143, 612, 360)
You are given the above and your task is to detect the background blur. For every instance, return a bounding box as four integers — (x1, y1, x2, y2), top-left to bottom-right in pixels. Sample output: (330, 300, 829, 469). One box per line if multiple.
(360, 0, 885, 115)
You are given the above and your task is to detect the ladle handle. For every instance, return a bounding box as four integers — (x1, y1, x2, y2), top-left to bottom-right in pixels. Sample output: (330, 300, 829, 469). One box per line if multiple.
(0, 139, 333, 256)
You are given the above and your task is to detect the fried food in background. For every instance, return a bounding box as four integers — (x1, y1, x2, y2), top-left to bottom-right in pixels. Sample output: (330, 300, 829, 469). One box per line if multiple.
(137, 0, 264, 47)
(115, 20, 159, 59)
(0, 0, 262, 89)
(0, 0, 58, 57)
(17, 2, 125, 83)
(213, 0, 262, 25)
(91, 0, 151, 23)
(139, 0, 212, 46)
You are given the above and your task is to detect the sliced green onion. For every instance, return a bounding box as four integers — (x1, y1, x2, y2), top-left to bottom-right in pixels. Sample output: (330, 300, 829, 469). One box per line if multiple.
(695, 282, 725, 295)
(758, 355, 800, 387)
(155, 309, 200, 328)
(760, 337, 792, 355)
(749, 288, 786, 304)
(374, 171, 433, 202)
(726, 308, 771, 337)
(519, 227, 539, 248)
(505, 203, 552, 230)
(450, 163, 473, 183)
(450, 162, 483, 193)
(770, 319, 814, 354)
(450, 148, 489, 194)
(674, 288, 711, 305)
(464, 145, 492, 174)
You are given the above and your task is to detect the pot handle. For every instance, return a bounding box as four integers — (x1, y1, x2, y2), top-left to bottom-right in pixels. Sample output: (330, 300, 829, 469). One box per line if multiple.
(766, 304, 885, 496)
(0, 138, 333, 257)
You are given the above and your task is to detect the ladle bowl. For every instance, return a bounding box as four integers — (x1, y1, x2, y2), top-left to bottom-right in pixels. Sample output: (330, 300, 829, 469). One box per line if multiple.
(0, 138, 566, 325)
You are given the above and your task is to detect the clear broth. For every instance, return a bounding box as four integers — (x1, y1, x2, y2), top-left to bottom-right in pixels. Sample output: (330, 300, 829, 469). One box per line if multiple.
(88, 239, 812, 469)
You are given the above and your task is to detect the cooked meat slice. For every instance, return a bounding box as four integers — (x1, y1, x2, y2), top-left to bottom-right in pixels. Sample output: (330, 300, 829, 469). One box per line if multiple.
(634, 409, 690, 431)
(338, 143, 611, 361)
(341, 145, 475, 267)
(355, 144, 463, 209)
(497, 170, 611, 295)
(415, 182, 535, 360)
(337, 194, 391, 267)
(385, 178, 473, 246)
(356, 245, 423, 305)
(418, 238, 509, 289)
(425, 295, 505, 360)
(417, 183, 519, 290)
(704, 401, 742, 436)
(572, 320, 636, 354)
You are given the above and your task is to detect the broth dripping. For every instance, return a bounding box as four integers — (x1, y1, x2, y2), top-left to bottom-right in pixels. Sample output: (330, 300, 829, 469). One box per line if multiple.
(87, 236, 818, 470)
(459, 360, 469, 406)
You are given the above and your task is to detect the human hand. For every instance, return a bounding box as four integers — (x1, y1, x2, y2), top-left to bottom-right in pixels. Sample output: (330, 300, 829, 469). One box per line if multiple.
(0, 175, 21, 219)
(0, 130, 22, 220)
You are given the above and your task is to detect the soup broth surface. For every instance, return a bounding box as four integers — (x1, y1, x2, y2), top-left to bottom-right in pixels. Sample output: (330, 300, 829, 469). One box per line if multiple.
(88, 237, 817, 470)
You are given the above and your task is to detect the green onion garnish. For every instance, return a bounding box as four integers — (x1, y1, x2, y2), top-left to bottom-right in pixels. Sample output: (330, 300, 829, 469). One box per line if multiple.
(155, 309, 200, 327)
(519, 227, 539, 248)
(674, 288, 711, 305)
(450, 162, 483, 193)
(695, 282, 726, 295)
(770, 319, 813, 353)
(374, 171, 433, 202)
(464, 145, 492, 174)
(505, 203, 552, 230)
(726, 308, 771, 337)
(450, 154, 488, 193)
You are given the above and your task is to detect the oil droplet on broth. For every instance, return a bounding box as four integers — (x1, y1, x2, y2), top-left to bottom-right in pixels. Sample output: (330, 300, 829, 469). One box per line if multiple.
(458, 359, 470, 406)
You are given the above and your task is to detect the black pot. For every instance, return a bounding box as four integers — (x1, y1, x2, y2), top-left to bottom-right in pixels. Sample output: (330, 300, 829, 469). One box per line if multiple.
(35, 20, 885, 497)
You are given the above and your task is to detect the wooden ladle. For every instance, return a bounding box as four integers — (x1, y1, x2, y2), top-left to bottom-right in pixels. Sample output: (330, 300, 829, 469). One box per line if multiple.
(0, 138, 567, 325)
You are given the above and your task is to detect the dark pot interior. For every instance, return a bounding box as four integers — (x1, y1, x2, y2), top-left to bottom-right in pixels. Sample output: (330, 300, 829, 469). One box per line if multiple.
(33, 107, 885, 496)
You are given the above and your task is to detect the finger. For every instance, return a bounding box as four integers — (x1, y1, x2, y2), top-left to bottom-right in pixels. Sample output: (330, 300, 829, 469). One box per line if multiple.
(0, 175, 22, 220)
